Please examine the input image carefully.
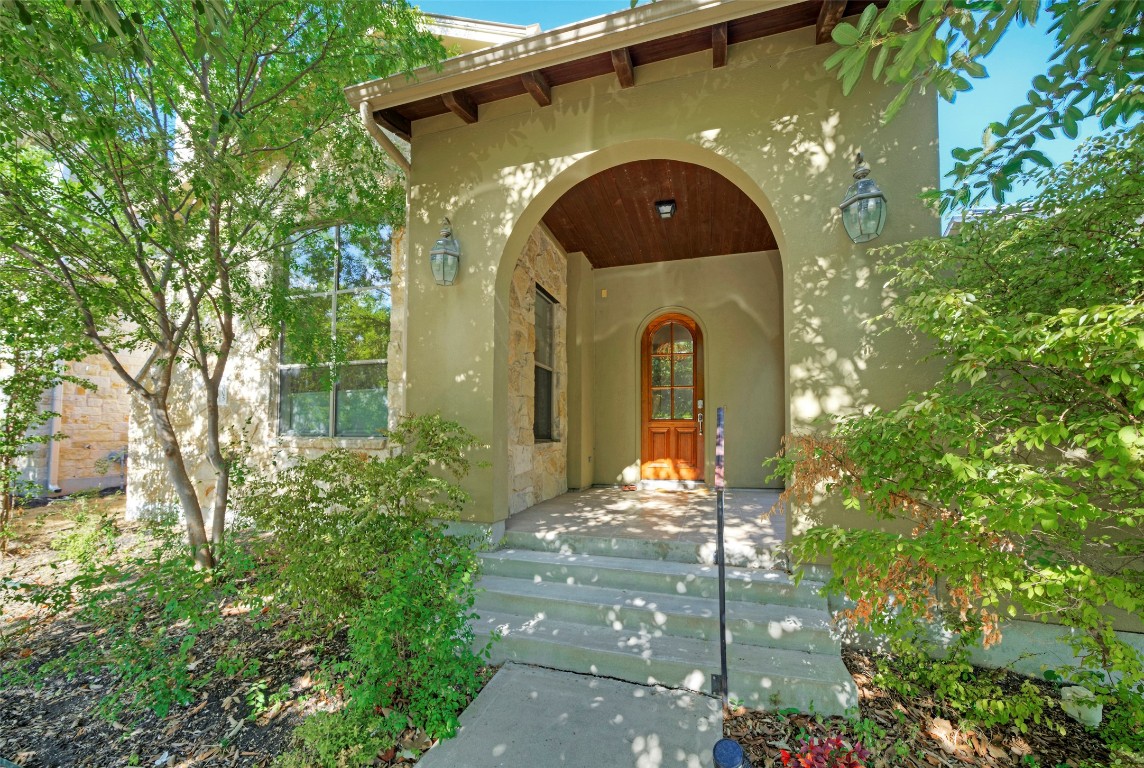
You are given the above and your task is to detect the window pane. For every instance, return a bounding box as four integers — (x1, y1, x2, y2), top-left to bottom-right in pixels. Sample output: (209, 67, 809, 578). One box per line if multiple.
(651, 355, 671, 387)
(651, 388, 671, 420)
(338, 225, 391, 289)
(280, 367, 330, 436)
(534, 366, 553, 440)
(673, 388, 693, 420)
(651, 324, 672, 354)
(288, 228, 336, 292)
(335, 363, 387, 437)
(673, 355, 693, 386)
(535, 290, 554, 368)
(672, 324, 693, 354)
(336, 288, 390, 362)
(282, 295, 332, 364)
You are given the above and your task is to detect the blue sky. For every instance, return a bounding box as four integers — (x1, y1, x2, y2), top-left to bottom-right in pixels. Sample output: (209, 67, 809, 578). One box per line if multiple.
(418, 1, 1097, 202)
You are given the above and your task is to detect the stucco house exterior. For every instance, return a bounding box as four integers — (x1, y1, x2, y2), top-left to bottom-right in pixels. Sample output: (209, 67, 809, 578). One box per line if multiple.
(123, 1, 1142, 712)
(131, 0, 939, 532)
(341, 0, 940, 539)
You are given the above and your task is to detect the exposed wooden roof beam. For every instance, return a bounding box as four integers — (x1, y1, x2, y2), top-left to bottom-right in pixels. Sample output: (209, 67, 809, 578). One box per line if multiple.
(442, 89, 479, 123)
(372, 108, 411, 141)
(611, 47, 635, 88)
(712, 22, 728, 68)
(816, 0, 848, 45)
(521, 70, 552, 106)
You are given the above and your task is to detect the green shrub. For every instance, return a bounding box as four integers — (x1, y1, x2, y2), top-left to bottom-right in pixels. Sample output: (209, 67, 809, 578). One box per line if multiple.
(874, 629, 1057, 734)
(247, 415, 492, 767)
(49, 499, 119, 565)
(238, 414, 480, 630)
(339, 527, 488, 740)
(772, 131, 1144, 747)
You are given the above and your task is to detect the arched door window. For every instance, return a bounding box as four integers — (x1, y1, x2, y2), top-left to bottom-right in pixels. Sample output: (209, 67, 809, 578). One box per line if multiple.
(641, 314, 704, 482)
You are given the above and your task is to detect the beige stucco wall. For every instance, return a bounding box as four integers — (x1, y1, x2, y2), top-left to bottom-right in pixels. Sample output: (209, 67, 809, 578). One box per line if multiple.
(566, 251, 595, 491)
(400, 23, 940, 527)
(591, 250, 784, 489)
(507, 224, 568, 515)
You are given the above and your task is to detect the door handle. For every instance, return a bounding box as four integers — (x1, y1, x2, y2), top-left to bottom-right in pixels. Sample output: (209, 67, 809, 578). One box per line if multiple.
(698, 413, 704, 436)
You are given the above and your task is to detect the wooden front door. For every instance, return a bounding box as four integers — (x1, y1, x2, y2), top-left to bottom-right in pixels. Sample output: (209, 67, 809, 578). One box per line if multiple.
(641, 314, 704, 482)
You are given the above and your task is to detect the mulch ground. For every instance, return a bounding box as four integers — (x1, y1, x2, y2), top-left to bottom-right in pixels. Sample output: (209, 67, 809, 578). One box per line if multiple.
(0, 498, 320, 767)
(725, 649, 1128, 768)
(1, 614, 320, 767)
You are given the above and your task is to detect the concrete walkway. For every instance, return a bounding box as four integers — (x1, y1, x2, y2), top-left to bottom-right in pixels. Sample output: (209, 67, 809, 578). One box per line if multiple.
(417, 663, 722, 768)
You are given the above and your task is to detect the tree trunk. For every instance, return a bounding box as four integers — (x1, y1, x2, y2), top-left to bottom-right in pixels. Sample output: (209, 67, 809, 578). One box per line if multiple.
(145, 393, 214, 569)
(202, 377, 229, 548)
(0, 454, 12, 555)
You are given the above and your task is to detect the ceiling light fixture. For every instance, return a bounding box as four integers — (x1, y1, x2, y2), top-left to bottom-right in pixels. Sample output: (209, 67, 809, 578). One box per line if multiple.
(654, 199, 676, 219)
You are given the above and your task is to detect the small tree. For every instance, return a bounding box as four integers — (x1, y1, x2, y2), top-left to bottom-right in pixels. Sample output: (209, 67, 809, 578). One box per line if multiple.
(776, 0, 1144, 713)
(0, 1, 442, 567)
(772, 128, 1143, 692)
(0, 268, 91, 551)
(824, 0, 1143, 207)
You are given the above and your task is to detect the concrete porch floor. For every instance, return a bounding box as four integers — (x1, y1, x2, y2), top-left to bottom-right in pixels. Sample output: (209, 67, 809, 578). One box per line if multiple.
(503, 486, 786, 569)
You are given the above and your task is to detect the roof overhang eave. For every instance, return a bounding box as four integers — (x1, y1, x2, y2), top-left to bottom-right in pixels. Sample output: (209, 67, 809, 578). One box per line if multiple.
(344, 0, 802, 113)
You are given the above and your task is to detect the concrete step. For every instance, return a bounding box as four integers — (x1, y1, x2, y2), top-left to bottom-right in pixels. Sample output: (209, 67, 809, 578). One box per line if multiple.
(472, 610, 858, 717)
(501, 529, 783, 569)
(475, 574, 839, 655)
(478, 549, 827, 611)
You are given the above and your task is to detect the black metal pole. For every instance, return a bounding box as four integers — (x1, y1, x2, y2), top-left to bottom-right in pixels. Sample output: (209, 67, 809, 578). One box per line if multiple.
(715, 406, 728, 708)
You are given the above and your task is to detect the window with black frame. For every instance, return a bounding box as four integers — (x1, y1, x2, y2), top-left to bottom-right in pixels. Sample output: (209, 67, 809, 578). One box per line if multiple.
(534, 286, 556, 441)
(279, 225, 391, 438)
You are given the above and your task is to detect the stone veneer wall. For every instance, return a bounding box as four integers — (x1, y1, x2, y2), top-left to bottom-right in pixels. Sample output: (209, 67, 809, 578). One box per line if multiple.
(14, 350, 149, 495)
(507, 224, 568, 516)
(126, 232, 407, 521)
(57, 351, 150, 492)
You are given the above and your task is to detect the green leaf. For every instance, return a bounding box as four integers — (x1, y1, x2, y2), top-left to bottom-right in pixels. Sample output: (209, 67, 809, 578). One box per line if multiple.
(883, 83, 913, 121)
(832, 22, 861, 47)
(873, 44, 890, 80)
(1062, 113, 1078, 139)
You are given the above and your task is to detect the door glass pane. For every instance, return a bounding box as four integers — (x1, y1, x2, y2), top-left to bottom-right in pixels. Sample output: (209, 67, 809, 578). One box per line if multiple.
(335, 363, 388, 437)
(651, 324, 672, 354)
(672, 324, 694, 354)
(336, 288, 390, 362)
(673, 387, 693, 419)
(651, 388, 671, 420)
(673, 355, 693, 386)
(651, 355, 670, 386)
(280, 367, 330, 436)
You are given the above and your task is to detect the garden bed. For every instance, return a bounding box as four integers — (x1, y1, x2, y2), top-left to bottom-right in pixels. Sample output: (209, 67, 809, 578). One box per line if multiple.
(725, 649, 1133, 768)
(0, 495, 493, 768)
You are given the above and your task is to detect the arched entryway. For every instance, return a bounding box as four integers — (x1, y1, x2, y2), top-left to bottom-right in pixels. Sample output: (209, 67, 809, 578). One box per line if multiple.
(641, 313, 704, 484)
(490, 141, 788, 521)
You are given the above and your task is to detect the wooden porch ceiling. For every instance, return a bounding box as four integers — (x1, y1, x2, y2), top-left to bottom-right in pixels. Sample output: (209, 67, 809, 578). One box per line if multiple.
(373, 0, 878, 140)
(541, 159, 776, 269)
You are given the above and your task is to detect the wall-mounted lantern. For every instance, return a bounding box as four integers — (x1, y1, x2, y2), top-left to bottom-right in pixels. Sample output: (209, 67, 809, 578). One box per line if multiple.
(654, 199, 677, 219)
(429, 217, 461, 285)
(839, 152, 887, 244)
